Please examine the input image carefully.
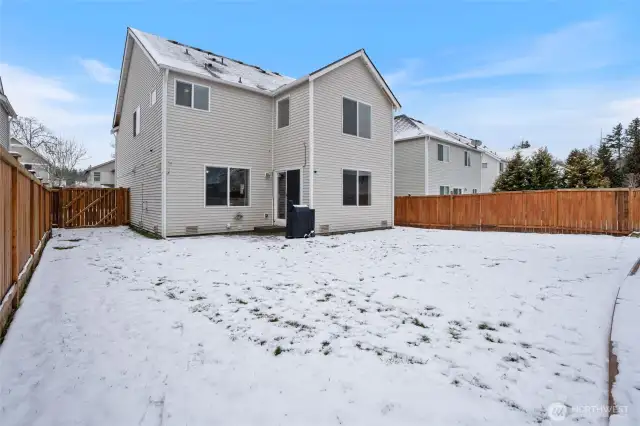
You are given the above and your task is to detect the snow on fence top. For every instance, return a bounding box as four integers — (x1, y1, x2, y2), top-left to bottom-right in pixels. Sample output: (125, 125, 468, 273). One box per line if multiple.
(131, 28, 296, 93)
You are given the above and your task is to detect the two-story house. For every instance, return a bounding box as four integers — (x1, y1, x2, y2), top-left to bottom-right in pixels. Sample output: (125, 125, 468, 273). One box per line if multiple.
(0, 77, 17, 151)
(9, 138, 51, 184)
(84, 159, 115, 188)
(394, 115, 505, 195)
(113, 28, 400, 237)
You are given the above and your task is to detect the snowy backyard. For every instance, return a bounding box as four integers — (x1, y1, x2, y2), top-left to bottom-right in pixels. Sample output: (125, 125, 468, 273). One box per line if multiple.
(0, 227, 639, 425)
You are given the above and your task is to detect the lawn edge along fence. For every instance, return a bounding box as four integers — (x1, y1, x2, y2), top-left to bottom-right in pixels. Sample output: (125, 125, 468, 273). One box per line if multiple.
(1, 143, 52, 336)
(395, 188, 640, 236)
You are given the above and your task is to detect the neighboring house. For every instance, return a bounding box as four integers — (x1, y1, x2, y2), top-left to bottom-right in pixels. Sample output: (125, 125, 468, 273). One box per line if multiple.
(394, 115, 486, 196)
(112, 28, 400, 237)
(0, 76, 17, 151)
(9, 137, 51, 184)
(85, 159, 115, 187)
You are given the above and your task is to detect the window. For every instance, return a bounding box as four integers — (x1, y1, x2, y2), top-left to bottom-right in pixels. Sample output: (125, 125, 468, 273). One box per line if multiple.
(205, 166, 250, 206)
(133, 106, 140, 136)
(482, 162, 488, 169)
(439, 186, 450, 195)
(24, 164, 33, 171)
(277, 97, 290, 129)
(453, 188, 463, 195)
(94, 171, 101, 182)
(176, 80, 209, 111)
(464, 151, 471, 167)
(472, 189, 478, 194)
(343, 98, 371, 139)
(343, 169, 371, 206)
(151, 90, 157, 106)
(437, 144, 450, 162)
(499, 162, 504, 173)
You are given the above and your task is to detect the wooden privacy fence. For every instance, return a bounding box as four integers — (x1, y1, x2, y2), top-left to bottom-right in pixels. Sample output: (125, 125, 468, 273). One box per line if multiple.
(51, 188, 130, 228)
(1, 144, 52, 332)
(395, 189, 640, 235)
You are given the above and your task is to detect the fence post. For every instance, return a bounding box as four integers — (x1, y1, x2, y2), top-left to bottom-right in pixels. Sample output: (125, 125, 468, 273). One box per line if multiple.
(629, 188, 633, 233)
(554, 190, 559, 233)
(11, 166, 18, 307)
(449, 194, 453, 229)
(29, 180, 35, 252)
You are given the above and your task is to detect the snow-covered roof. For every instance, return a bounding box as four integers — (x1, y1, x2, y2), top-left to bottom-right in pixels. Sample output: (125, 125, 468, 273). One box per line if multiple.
(394, 115, 480, 150)
(85, 159, 115, 173)
(130, 28, 296, 93)
(443, 131, 505, 162)
(10, 138, 48, 163)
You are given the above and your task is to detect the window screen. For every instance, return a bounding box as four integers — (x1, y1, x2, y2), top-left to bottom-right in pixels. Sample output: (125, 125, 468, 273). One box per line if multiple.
(358, 171, 371, 206)
(343, 169, 357, 205)
(229, 168, 250, 206)
(277, 98, 290, 129)
(205, 167, 227, 206)
(358, 103, 371, 139)
(176, 81, 192, 107)
(343, 98, 358, 136)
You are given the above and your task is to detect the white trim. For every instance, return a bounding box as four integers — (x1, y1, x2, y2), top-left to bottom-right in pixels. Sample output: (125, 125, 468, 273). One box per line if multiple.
(276, 95, 290, 129)
(342, 96, 372, 140)
(174, 78, 210, 112)
(309, 80, 314, 209)
(424, 136, 430, 194)
(464, 150, 472, 167)
(437, 143, 450, 163)
(161, 68, 168, 238)
(128, 28, 161, 72)
(439, 185, 450, 195)
(274, 168, 304, 226)
(391, 106, 395, 226)
(165, 64, 269, 96)
(203, 165, 252, 208)
(133, 105, 141, 136)
(272, 76, 309, 97)
(341, 168, 372, 207)
(150, 89, 157, 106)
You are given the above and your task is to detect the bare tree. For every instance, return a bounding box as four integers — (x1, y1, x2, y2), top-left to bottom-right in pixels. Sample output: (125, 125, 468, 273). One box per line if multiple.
(10, 116, 55, 151)
(43, 137, 88, 186)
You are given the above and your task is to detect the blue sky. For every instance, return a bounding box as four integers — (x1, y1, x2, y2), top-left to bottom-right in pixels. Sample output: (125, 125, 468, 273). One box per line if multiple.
(1, 0, 639, 167)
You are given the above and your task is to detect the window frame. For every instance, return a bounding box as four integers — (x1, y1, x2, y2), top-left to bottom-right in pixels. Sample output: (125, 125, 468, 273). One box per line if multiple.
(499, 162, 505, 173)
(94, 171, 101, 182)
(437, 143, 450, 162)
(342, 168, 372, 207)
(342, 96, 372, 140)
(175, 79, 210, 112)
(276, 96, 290, 129)
(482, 162, 488, 169)
(133, 105, 141, 137)
(472, 189, 478, 194)
(452, 187, 464, 195)
(439, 185, 450, 195)
(150, 89, 157, 106)
(464, 151, 472, 167)
(203, 165, 251, 208)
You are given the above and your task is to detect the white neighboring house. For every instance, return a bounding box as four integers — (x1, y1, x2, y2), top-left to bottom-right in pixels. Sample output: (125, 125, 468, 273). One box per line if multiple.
(0, 77, 17, 151)
(112, 28, 400, 237)
(9, 137, 51, 184)
(85, 160, 115, 188)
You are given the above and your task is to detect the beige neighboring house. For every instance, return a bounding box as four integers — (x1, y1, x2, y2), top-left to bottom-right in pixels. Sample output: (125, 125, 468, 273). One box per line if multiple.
(9, 138, 51, 184)
(0, 77, 17, 151)
(112, 28, 400, 237)
(85, 159, 115, 187)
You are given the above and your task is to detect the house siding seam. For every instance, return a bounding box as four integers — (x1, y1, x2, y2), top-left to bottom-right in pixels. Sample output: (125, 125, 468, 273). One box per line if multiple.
(0, 108, 9, 150)
(165, 71, 273, 236)
(427, 139, 482, 195)
(313, 58, 394, 233)
(273, 82, 310, 207)
(115, 42, 163, 235)
(394, 137, 425, 196)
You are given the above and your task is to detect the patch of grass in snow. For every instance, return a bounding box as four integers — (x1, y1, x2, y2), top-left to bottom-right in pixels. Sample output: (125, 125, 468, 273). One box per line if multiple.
(273, 346, 283, 356)
(448, 327, 462, 341)
(499, 321, 512, 328)
(53, 246, 77, 250)
(451, 378, 461, 387)
(61, 238, 83, 242)
(392, 294, 407, 299)
(519, 342, 532, 349)
(478, 322, 497, 331)
(502, 353, 529, 366)
(471, 376, 491, 390)
(499, 398, 525, 412)
(449, 320, 467, 330)
(235, 298, 248, 305)
(316, 293, 333, 302)
(411, 317, 427, 328)
(484, 333, 504, 344)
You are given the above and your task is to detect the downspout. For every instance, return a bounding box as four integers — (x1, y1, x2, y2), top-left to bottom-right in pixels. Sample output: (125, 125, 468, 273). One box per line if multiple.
(391, 108, 395, 225)
(309, 79, 315, 209)
(425, 136, 431, 194)
(271, 97, 275, 224)
(161, 68, 168, 238)
(480, 152, 484, 193)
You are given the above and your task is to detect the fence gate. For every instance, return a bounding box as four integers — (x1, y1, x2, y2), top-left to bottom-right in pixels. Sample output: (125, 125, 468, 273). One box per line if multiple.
(53, 188, 130, 228)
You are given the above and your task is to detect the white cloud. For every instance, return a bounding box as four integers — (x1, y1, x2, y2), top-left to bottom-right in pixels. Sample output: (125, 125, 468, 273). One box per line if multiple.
(79, 59, 119, 84)
(1, 63, 113, 167)
(387, 20, 618, 86)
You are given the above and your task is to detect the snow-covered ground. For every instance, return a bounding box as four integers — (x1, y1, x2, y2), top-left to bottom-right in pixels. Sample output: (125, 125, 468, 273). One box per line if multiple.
(1, 227, 639, 425)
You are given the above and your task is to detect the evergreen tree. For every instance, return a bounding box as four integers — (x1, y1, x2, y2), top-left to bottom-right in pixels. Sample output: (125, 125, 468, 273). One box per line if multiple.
(493, 151, 530, 192)
(605, 123, 626, 161)
(511, 140, 531, 149)
(597, 141, 623, 187)
(563, 149, 607, 188)
(624, 118, 640, 186)
(529, 147, 559, 189)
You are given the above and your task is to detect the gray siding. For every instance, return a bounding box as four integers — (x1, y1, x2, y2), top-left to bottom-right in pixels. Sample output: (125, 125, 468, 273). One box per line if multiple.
(427, 139, 482, 195)
(313, 58, 394, 233)
(165, 71, 273, 236)
(394, 137, 425, 196)
(274, 82, 310, 205)
(481, 154, 502, 193)
(87, 162, 116, 187)
(0, 108, 8, 150)
(115, 43, 163, 235)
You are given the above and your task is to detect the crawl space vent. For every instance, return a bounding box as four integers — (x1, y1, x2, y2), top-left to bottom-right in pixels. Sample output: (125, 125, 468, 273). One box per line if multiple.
(185, 226, 199, 235)
(319, 225, 330, 233)
(381, 220, 388, 227)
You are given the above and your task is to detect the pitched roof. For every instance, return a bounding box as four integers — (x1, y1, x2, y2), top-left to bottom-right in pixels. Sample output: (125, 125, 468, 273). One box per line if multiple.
(85, 159, 115, 173)
(394, 115, 477, 149)
(0, 76, 16, 117)
(10, 138, 48, 163)
(443, 131, 505, 162)
(113, 28, 400, 128)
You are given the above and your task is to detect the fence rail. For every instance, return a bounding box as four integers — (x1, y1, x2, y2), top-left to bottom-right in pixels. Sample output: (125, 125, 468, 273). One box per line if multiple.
(51, 188, 130, 228)
(395, 189, 640, 235)
(1, 144, 52, 333)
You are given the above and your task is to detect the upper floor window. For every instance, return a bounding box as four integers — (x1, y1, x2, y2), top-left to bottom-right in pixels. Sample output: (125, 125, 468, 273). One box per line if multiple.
(464, 151, 472, 167)
(343, 98, 371, 139)
(94, 172, 101, 182)
(437, 144, 450, 162)
(499, 162, 504, 173)
(482, 162, 488, 169)
(133, 106, 140, 136)
(277, 97, 290, 129)
(176, 80, 209, 111)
